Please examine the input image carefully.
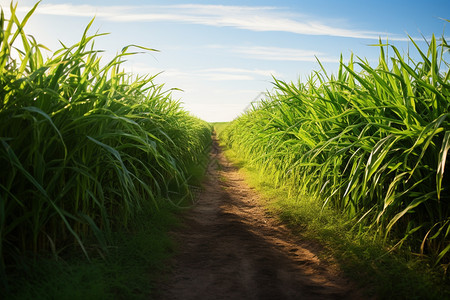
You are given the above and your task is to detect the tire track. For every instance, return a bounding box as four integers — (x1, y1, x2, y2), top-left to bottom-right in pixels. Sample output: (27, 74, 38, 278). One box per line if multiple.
(156, 135, 364, 299)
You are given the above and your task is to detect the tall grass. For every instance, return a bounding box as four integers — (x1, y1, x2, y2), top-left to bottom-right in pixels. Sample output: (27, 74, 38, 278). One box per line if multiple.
(0, 1, 211, 287)
(222, 33, 450, 268)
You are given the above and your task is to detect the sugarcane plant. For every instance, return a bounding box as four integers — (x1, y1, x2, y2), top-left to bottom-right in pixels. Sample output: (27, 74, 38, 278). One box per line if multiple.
(223, 29, 450, 267)
(0, 1, 211, 285)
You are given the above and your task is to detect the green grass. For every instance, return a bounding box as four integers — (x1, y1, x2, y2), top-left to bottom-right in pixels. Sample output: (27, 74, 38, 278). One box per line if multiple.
(0, 2, 212, 295)
(222, 32, 450, 270)
(211, 121, 230, 137)
(223, 146, 450, 299)
(5, 200, 181, 300)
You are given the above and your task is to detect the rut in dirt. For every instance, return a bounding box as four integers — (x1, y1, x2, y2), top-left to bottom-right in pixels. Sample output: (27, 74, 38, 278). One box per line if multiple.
(156, 136, 363, 300)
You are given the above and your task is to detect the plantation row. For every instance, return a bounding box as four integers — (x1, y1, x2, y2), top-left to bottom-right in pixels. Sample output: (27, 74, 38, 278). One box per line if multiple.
(222, 34, 450, 266)
(0, 2, 211, 282)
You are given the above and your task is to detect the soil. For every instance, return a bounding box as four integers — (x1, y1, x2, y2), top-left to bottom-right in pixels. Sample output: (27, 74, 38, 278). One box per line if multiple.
(156, 136, 365, 300)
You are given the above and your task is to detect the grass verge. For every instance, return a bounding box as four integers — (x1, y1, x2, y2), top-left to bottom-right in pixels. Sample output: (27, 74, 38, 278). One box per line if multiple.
(3, 136, 212, 300)
(222, 144, 450, 300)
(211, 122, 230, 137)
(4, 200, 181, 300)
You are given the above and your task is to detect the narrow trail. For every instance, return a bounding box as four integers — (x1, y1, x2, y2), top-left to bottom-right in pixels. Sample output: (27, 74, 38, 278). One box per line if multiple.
(156, 136, 364, 300)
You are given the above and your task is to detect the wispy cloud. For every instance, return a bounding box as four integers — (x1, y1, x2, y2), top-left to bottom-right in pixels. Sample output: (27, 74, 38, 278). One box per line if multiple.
(222, 45, 338, 62)
(197, 67, 281, 80)
(13, 3, 408, 41)
(128, 65, 279, 82)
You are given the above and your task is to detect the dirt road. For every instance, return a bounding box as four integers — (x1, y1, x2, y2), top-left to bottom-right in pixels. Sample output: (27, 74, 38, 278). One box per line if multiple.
(156, 136, 363, 299)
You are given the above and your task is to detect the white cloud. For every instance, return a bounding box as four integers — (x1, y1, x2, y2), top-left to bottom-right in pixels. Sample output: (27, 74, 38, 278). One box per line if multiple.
(197, 67, 281, 80)
(231, 46, 338, 62)
(9, 3, 408, 41)
(127, 65, 279, 82)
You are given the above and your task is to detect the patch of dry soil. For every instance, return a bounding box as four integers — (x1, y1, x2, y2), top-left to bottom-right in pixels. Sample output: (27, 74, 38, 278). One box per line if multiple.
(156, 136, 364, 300)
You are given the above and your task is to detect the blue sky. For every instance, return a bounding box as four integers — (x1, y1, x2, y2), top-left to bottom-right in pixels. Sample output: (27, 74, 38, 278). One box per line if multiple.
(1, 0, 449, 121)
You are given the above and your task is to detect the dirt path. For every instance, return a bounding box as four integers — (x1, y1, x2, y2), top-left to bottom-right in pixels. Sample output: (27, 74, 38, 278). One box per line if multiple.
(156, 136, 364, 300)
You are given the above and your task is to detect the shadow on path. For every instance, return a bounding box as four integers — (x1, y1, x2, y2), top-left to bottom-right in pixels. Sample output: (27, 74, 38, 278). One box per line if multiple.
(156, 135, 364, 300)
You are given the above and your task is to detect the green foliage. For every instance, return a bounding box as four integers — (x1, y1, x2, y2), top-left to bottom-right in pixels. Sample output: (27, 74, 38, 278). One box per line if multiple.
(0, 1, 211, 291)
(6, 201, 180, 300)
(222, 33, 450, 269)
(230, 154, 449, 299)
(211, 121, 230, 137)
